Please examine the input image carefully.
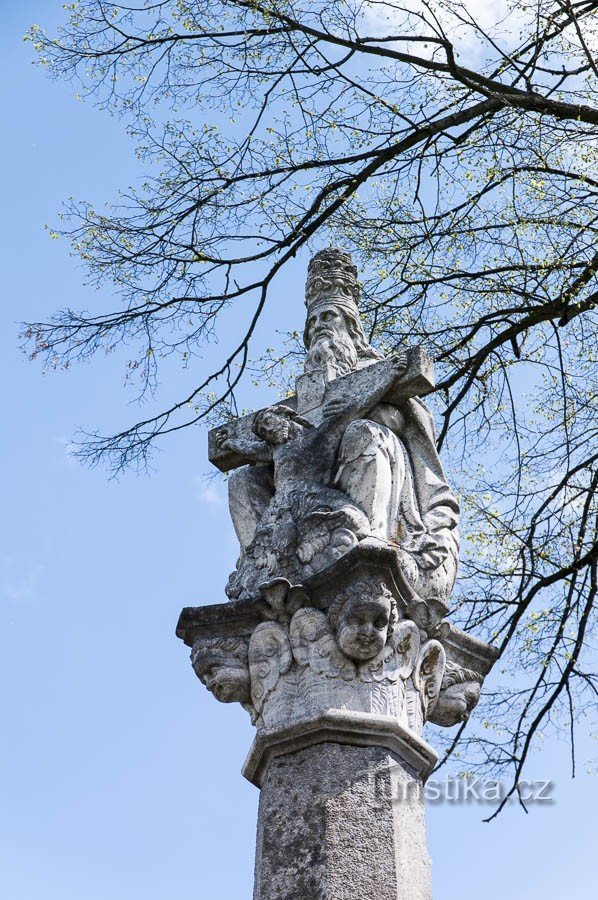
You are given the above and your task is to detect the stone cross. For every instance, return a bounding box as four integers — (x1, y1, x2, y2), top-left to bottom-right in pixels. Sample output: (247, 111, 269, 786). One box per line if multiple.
(177, 249, 498, 899)
(208, 346, 435, 474)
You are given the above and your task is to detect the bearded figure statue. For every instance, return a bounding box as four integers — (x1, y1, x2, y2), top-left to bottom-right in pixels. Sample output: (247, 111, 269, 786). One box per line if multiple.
(224, 248, 460, 606)
(303, 250, 383, 377)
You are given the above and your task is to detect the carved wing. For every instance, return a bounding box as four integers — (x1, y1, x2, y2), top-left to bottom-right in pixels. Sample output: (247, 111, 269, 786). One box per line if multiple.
(248, 622, 293, 716)
(359, 620, 420, 683)
(290, 607, 355, 680)
(414, 639, 446, 719)
(392, 620, 421, 679)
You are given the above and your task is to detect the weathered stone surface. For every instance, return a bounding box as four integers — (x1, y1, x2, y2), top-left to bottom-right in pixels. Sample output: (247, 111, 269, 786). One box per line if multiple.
(432, 619, 500, 675)
(427, 660, 483, 727)
(177, 248, 502, 900)
(214, 248, 460, 606)
(178, 538, 453, 734)
(177, 249, 498, 737)
(191, 634, 251, 703)
(253, 742, 432, 900)
(175, 539, 422, 644)
(243, 709, 438, 788)
(209, 350, 434, 471)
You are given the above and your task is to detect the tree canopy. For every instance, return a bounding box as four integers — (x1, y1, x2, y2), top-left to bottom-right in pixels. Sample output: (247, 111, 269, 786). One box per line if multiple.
(25, 0, 597, 814)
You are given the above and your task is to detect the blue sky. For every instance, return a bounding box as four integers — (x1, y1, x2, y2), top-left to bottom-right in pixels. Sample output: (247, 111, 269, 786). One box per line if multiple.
(1, 3, 595, 898)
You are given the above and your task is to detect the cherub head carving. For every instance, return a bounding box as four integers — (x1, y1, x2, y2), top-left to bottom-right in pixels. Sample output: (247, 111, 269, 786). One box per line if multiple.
(253, 405, 312, 446)
(328, 579, 398, 661)
(428, 661, 483, 727)
(191, 636, 250, 703)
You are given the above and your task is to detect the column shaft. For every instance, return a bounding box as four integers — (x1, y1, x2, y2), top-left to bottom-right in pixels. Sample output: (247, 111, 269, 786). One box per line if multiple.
(253, 741, 432, 900)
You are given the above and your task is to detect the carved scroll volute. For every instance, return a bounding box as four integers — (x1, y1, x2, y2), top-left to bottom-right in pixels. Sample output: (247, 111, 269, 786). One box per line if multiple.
(415, 639, 446, 719)
(248, 622, 293, 725)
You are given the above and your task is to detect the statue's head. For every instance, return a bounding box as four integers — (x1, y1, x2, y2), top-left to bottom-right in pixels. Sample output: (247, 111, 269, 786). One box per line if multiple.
(191, 636, 250, 703)
(304, 248, 382, 375)
(329, 579, 398, 661)
(253, 404, 312, 446)
(428, 661, 483, 726)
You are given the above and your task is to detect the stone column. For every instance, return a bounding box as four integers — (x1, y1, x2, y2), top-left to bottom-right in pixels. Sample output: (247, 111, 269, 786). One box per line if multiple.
(177, 248, 500, 900)
(177, 541, 500, 899)
(177, 543, 498, 898)
(249, 717, 435, 900)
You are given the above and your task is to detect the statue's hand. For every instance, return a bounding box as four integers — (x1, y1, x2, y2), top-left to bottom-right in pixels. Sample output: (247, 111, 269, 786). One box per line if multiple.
(215, 428, 232, 452)
(322, 396, 348, 419)
(391, 350, 409, 372)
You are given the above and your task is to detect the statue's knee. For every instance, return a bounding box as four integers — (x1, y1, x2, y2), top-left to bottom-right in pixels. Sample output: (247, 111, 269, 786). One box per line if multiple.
(340, 419, 394, 460)
(341, 419, 383, 458)
(343, 419, 377, 441)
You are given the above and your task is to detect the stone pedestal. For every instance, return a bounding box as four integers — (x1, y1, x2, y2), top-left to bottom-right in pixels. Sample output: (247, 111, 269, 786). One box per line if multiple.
(177, 545, 497, 899)
(254, 742, 431, 900)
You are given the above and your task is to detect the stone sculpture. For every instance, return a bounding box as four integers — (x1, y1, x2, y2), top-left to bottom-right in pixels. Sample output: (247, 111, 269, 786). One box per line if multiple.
(177, 249, 499, 899)
(427, 660, 484, 727)
(214, 254, 459, 604)
(191, 635, 251, 703)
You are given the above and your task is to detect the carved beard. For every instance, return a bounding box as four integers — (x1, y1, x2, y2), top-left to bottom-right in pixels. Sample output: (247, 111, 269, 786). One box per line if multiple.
(305, 329, 358, 377)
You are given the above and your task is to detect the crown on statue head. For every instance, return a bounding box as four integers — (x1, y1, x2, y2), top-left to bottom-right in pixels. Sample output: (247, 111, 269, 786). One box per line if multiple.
(305, 248, 361, 321)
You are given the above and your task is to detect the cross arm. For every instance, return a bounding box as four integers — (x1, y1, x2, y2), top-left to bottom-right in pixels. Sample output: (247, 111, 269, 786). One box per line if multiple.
(208, 347, 435, 473)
